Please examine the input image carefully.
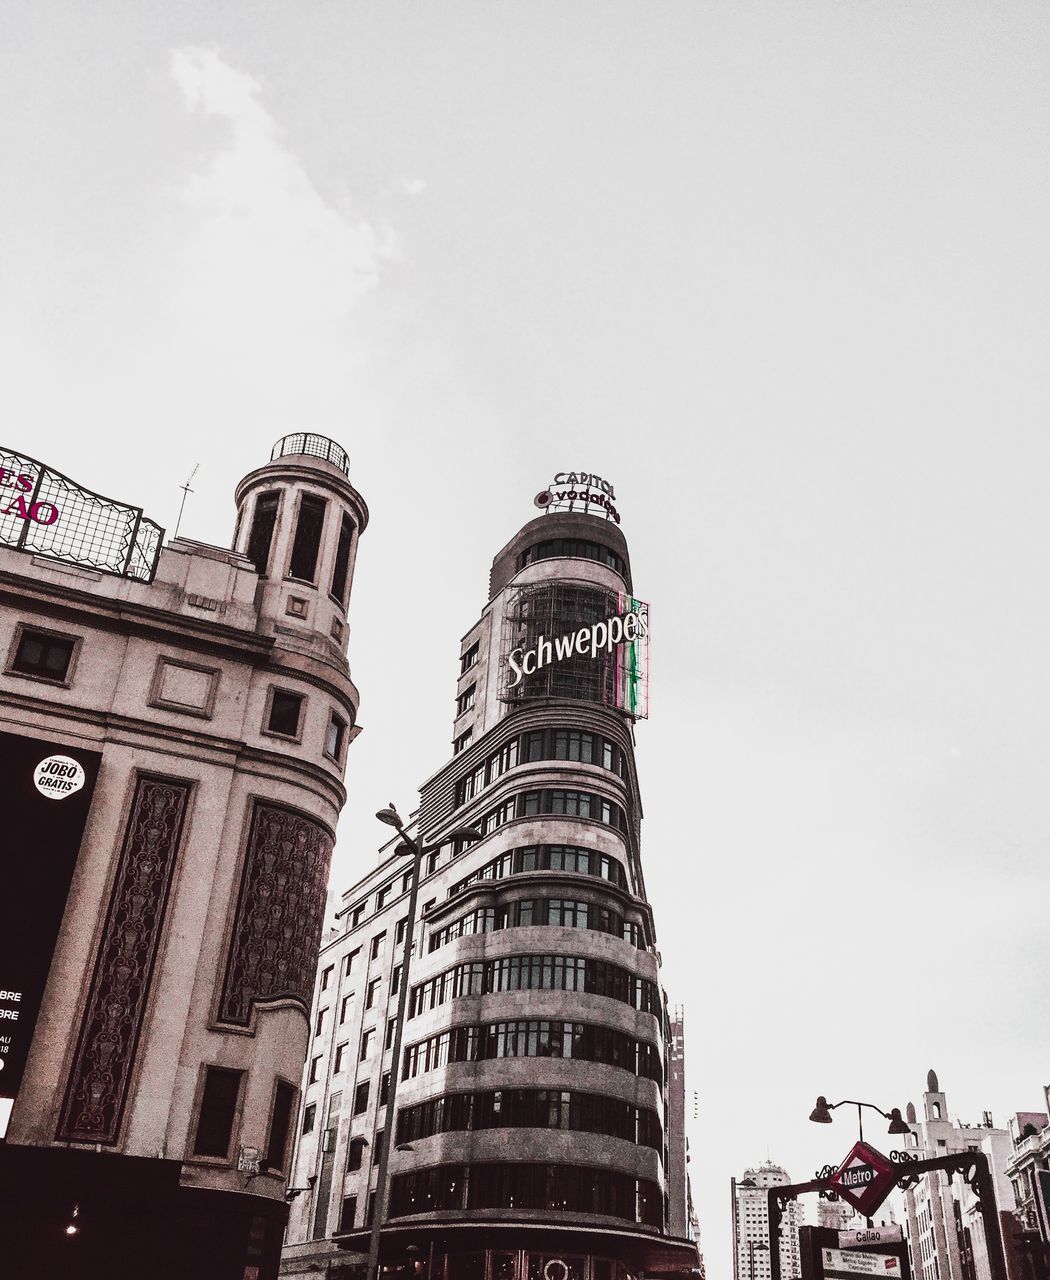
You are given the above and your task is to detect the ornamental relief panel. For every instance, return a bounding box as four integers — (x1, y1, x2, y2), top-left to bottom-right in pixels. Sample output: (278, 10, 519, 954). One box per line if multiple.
(218, 802, 333, 1027)
(57, 777, 190, 1144)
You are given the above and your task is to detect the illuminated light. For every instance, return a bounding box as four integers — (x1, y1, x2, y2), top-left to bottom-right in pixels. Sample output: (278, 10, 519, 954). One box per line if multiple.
(65, 1224, 79, 1236)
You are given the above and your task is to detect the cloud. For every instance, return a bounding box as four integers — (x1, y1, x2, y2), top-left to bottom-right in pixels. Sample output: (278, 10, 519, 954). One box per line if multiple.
(402, 177, 428, 197)
(168, 47, 398, 387)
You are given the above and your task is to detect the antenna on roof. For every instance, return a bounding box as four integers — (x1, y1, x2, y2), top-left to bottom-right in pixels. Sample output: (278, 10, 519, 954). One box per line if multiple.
(174, 464, 199, 540)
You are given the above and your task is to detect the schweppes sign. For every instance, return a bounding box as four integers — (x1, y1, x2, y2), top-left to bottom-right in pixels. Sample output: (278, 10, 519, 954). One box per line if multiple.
(507, 605, 649, 687)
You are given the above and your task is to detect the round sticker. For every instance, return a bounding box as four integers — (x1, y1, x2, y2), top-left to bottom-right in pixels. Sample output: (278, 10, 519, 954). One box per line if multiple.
(543, 1262, 569, 1280)
(33, 755, 86, 800)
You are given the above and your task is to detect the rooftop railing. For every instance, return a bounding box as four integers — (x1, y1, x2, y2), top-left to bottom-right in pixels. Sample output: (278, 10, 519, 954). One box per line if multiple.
(270, 433, 350, 476)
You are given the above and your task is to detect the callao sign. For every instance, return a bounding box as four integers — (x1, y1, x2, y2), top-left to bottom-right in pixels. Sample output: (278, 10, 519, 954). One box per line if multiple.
(829, 1141, 897, 1218)
(507, 605, 649, 688)
(0, 446, 163, 581)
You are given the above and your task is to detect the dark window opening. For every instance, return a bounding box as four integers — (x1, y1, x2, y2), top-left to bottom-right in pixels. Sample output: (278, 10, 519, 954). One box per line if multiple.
(246, 492, 280, 576)
(339, 1195, 358, 1232)
(12, 630, 75, 681)
(302, 1102, 317, 1134)
(193, 1066, 243, 1158)
(330, 513, 356, 605)
(288, 493, 328, 583)
(266, 1080, 296, 1171)
(353, 1082, 370, 1115)
(267, 689, 303, 737)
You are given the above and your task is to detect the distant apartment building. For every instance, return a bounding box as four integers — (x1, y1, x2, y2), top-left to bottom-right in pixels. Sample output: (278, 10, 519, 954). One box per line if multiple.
(732, 1162, 804, 1280)
(901, 1070, 1044, 1280)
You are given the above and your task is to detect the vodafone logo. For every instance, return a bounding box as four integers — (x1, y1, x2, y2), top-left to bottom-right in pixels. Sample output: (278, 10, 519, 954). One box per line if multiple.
(33, 755, 85, 800)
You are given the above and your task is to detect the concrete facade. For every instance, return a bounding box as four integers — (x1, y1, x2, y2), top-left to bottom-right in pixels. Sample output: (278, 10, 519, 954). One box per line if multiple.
(0, 434, 366, 1280)
(901, 1070, 1038, 1280)
(282, 499, 698, 1280)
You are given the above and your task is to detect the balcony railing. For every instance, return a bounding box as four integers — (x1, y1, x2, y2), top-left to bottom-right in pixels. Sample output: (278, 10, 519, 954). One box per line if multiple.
(270, 433, 350, 476)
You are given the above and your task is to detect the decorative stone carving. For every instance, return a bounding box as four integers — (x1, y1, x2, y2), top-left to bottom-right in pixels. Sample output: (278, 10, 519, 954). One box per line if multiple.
(218, 802, 332, 1026)
(57, 777, 190, 1143)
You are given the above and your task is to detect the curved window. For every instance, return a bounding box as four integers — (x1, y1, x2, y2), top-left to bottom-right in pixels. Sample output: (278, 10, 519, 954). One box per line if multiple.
(429, 897, 646, 952)
(396, 1087, 662, 1150)
(402, 1019, 662, 1085)
(517, 539, 627, 580)
(246, 491, 280, 576)
(454, 731, 627, 809)
(478, 789, 628, 838)
(448, 845, 628, 897)
(389, 1161, 662, 1228)
(409, 954, 658, 1018)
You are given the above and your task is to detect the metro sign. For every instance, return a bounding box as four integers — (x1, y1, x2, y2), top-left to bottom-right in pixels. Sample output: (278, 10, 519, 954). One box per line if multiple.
(830, 1141, 897, 1218)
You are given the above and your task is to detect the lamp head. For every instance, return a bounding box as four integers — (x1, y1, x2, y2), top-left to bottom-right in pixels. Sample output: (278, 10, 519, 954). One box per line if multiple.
(809, 1095, 834, 1124)
(376, 806, 403, 828)
(887, 1107, 911, 1135)
(449, 825, 484, 843)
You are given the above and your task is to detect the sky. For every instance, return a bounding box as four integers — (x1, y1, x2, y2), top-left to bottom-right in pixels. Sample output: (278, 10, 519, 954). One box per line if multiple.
(3, 4, 1050, 1276)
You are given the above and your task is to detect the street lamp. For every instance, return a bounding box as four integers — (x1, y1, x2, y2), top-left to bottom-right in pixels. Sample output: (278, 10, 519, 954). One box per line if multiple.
(364, 804, 482, 1280)
(748, 1239, 769, 1280)
(808, 1096, 911, 1143)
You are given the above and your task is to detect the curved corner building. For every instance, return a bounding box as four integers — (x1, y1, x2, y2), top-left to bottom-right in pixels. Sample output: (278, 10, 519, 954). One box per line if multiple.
(285, 483, 698, 1280)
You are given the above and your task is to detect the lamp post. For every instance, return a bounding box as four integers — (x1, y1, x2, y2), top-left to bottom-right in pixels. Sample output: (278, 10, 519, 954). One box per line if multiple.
(748, 1239, 769, 1280)
(363, 805, 482, 1280)
(808, 1096, 912, 1144)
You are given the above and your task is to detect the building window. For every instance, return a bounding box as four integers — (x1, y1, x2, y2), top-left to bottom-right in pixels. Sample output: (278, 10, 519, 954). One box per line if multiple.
(192, 1066, 243, 1159)
(391, 965, 403, 996)
(380, 1071, 391, 1106)
(456, 684, 476, 716)
(315, 1008, 327, 1037)
(353, 1082, 370, 1115)
(334, 1043, 348, 1074)
(320, 965, 333, 992)
(360, 1028, 376, 1061)
(266, 1080, 297, 1173)
(346, 947, 361, 974)
(385, 1017, 397, 1050)
(370, 932, 386, 960)
(460, 642, 480, 674)
(401, 870, 412, 893)
(339, 1195, 358, 1232)
(288, 493, 327, 583)
(365, 977, 382, 1009)
(266, 689, 304, 738)
(347, 1137, 366, 1171)
(246, 491, 280, 576)
(325, 713, 348, 762)
(9, 628, 76, 682)
(302, 1102, 317, 1134)
(340, 994, 353, 1024)
(395, 918, 407, 946)
(376, 885, 390, 911)
(453, 728, 473, 755)
(308, 1056, 322, 1084)
(330, 513, 356, 606)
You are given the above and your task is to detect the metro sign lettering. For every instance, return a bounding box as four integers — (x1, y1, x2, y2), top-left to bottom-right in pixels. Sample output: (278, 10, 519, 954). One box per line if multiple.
(830, 1141, 897, 1218)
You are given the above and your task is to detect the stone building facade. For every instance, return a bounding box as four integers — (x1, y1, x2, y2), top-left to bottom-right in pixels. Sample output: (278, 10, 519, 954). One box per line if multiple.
(282, 491, 699, 1280)
(0, 434, 366, 1280)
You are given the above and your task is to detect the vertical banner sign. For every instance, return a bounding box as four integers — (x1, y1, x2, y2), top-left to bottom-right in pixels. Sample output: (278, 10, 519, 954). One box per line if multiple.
(0, 730, 101, 1128)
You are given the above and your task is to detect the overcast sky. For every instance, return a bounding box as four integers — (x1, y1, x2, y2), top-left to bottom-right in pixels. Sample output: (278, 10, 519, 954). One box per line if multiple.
(4, 4, 1049, 1275)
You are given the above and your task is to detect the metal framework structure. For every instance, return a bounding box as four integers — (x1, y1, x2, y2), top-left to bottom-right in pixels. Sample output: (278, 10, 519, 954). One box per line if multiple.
(271, 433, 350, 477)
(766, 1151, 1008, 1280)
(0, 447, 163, 582)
